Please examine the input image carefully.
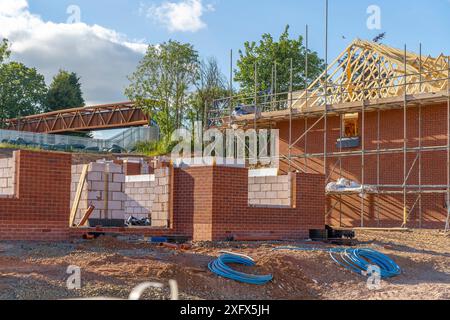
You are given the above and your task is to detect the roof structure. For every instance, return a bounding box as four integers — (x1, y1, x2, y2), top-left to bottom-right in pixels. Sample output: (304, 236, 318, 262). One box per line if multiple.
(225, 39, 449, 126)
(291, 39, 449, 110)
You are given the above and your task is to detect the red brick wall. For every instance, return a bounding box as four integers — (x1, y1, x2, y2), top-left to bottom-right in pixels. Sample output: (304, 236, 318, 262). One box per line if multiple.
(172, 167, 213, 240)
(72, 166, 325, 242)
(123, 162, 141, 176)
(0, 151, 72, 241)
(0, 151, 325, 242)
(172, 166, 325, 241)
(275, 102, 449, 228)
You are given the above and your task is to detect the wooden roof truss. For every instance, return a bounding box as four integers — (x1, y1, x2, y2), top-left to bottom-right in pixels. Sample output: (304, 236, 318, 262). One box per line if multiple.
(292, 39, 449, 110)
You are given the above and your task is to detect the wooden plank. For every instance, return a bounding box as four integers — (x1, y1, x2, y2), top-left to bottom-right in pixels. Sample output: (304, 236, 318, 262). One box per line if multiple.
(69, 164, 89, 227)
(77, 205, 95, 227)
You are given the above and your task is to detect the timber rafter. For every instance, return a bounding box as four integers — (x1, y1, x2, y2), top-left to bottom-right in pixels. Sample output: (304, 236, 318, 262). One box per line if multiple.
(291, 39, 449, 110)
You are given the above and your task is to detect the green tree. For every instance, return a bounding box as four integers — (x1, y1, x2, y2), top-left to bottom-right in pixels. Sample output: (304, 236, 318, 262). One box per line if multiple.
(0, 62, 47, 124)
(188, 57, 228, 128)
(125, 40, 199, 142)
(235, 25, 324, 97)
(46, 70, 85, 112)
(0, 39, 10, 64)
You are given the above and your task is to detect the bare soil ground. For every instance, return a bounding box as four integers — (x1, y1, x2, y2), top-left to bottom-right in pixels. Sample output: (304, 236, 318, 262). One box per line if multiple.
(0, 229, 448, 300)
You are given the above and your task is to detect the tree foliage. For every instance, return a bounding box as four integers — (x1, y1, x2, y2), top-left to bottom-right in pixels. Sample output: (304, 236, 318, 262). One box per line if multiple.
(188, 57, 228, 128)
(46, 70, 85, 112)
(125, 40, 199, 140)
(0, 39, 10, 64)
(0, 61, 47, 123)
(235, 25, 325, 97)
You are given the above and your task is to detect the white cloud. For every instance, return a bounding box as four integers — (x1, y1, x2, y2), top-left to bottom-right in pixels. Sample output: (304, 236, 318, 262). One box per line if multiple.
(144, 0, 214, 33)
(0, 0, 148, 105)
(0, 0, 28, 16)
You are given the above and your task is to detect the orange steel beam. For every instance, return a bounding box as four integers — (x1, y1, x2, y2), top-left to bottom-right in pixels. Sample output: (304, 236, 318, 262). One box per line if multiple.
(3, 102, 150, 133)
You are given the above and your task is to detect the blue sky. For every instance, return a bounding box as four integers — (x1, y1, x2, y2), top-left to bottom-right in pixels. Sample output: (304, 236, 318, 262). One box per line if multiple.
(1, 0, 449, 138)
(27, 0, 450, 73)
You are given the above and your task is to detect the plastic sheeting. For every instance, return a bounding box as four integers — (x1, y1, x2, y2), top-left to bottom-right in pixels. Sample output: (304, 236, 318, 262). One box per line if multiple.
(326, 178, 377, 195)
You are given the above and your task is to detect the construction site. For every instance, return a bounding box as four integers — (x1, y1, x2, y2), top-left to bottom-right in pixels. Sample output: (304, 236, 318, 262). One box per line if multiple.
(0, 38, 449, 300)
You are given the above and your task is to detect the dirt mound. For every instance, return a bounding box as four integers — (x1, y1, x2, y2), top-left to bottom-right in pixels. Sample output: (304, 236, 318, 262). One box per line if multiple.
(255, 253, 317, 299)
(149, 251, 318, 300)
(0, 230, 448, 300)
(77, 236, 142, 251)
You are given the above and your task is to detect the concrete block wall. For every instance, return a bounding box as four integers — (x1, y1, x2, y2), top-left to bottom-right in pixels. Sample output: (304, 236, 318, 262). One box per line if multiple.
(71, 163, 170, 227)
(123, 168, 170, 227)
(248, 174, 292, 207)
(124, 175, 155, 220)
(71, 162, 126, 224)
(0, 154, 16, 197)
(151, 168, 170, 228)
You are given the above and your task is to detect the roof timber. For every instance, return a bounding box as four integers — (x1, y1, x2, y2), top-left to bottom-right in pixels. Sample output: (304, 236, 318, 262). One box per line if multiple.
(291, 39, 448, 110)
(228, 39, 449, 127)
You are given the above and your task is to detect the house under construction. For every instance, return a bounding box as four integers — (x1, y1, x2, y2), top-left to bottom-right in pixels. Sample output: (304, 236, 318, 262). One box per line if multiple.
(0, 39, 448, 242)
(209, 39, 450, 230)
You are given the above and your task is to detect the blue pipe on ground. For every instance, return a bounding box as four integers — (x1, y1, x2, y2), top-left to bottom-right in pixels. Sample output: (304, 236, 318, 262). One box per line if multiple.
(208, 253, 273, 285)
(274, 247, 401, 279)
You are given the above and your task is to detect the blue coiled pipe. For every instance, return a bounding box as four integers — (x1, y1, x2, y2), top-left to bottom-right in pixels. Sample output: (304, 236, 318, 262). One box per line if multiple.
(275, 247, 401, 279)
(208, 253, 273, 285)
(329, 248, 401, 278)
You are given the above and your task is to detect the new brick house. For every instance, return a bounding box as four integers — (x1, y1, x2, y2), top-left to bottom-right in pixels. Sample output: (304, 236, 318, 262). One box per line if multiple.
(215, 39, 450, 229)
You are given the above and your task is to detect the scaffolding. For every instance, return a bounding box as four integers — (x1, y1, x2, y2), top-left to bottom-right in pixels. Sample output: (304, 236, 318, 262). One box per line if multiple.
(208, 38, 450, 230)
